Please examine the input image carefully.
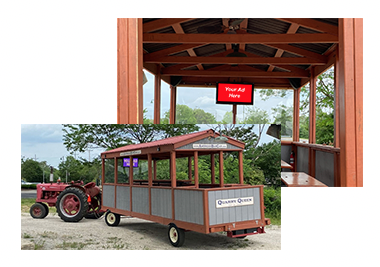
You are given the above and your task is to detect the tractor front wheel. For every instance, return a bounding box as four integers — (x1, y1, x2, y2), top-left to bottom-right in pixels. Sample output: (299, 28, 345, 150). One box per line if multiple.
(30, 203, 48, 219)
(56, 187, 89, 222)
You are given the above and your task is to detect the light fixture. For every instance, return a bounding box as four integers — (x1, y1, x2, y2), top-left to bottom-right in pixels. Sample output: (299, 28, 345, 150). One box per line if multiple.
(226, 44, 247, 58)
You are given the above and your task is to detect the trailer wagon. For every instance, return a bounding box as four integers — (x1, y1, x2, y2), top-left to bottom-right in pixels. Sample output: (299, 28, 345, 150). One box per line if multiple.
(100, 129, 270, 247)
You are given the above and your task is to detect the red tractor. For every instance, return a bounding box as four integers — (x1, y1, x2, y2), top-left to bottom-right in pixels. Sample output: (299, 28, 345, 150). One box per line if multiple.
(29, 180, 103, 222)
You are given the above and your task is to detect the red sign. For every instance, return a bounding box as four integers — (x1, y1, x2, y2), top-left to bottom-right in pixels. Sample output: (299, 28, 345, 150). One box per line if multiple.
(216, 83, 254, 105)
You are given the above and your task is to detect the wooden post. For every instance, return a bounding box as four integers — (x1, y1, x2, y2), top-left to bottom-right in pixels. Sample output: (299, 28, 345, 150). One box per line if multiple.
(154, 64, 161, 124)
(194, 151, 199, 188)
(338, 18, 363, 187)
(170, 151, 176, 188)
(309, 67, 317, 177)
(219, 151, 224, 187)
(334, 47, 340, 148)
(232, 104, 237, 124)
(170, 85, 177, 124)
(117, 18, 144, 124)
(309, 66, 317, 144)
(238, 150, 244, 185)
(293, 87, 300, 142)
(188, 156, 192, 181)
(148, 154, 152, 187)
(129, 156, 133, 185)
(114, 158, 118, 184)
(148, 154, 152, 215)
(210, 154, 215, 184)
(101, 158, 105, 185)
(129, 155, 133, 211)
(153, 160, 157, 180)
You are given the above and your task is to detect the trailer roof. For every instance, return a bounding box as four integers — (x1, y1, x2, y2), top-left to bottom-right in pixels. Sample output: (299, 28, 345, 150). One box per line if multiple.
(101, 129, 245, 159)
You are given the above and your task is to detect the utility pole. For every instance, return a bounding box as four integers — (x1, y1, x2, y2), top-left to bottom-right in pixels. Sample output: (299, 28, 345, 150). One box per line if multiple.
(87, 148, 93, 162)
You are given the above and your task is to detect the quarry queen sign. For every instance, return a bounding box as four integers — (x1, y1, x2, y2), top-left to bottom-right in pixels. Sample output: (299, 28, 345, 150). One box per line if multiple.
(216, 196, 254, 208)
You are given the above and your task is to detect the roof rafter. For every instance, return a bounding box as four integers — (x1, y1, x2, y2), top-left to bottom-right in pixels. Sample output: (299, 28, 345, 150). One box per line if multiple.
(276, 18, 338, 35)
(143, 18, 195, 33)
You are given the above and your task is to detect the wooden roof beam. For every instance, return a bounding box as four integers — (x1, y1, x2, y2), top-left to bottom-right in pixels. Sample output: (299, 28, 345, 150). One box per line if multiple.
(161, 69, 309, 78)
(143, 33, 339, 44)
(276, 18, 338, 36)
(147, 56, 327, 65)
(143, 18, 194, 33)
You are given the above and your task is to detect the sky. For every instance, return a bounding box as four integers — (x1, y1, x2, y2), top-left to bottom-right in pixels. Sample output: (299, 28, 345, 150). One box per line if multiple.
(21, 124, 277, 168)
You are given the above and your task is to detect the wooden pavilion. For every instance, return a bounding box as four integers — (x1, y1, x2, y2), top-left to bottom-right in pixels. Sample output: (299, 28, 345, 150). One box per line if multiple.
(117, 18, 363, 187)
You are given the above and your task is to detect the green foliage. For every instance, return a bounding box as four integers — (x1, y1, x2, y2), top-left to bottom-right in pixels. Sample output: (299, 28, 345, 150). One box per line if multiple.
(163, 104, 217, 124)
(241, 106, 270, 124)
(21, 184, 37, 189)
(58, 156, 101, 184)
(263, 186, 281, 224)
(21, 158, 43, 183)
(253, 140, 281, 186)
(271, 105, 293, 137)
(316, 108, 334, 145)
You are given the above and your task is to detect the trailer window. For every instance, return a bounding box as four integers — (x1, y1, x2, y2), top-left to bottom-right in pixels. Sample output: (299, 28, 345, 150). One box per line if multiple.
(104, 159, 115, 184)
(117, 158, 129, 183)
(133, 160, 149, 180)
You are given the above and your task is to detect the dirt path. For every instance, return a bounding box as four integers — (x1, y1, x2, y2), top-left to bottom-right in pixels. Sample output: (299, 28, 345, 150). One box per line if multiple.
(21, 213, 281, 250)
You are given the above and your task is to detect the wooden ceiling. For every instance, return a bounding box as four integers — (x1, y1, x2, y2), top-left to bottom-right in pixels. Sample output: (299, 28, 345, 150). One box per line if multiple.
(142, 18, 338, 89)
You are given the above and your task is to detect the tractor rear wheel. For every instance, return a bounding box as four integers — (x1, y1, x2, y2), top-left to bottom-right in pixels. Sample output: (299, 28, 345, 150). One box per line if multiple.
(56, 187, 89, 222)
(85, 193, 104, 219)
(30, 203, 48, 219)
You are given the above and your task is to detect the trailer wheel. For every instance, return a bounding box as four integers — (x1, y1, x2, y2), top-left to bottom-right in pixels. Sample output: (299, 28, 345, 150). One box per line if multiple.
(30, 203, 48, 219)
(56, 187, 89, 222)
(105, 211, 120, 227)
(168, 223, 185, 247)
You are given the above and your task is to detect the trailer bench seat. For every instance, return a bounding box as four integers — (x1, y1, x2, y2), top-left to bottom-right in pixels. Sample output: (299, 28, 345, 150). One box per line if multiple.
(281, 172, 327, 187)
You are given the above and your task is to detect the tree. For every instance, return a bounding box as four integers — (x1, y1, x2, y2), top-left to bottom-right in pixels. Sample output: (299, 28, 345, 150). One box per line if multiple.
(21, 158, 43, 183)
(163, 104, 217, 124)
(241, 106, 270, 124)
(271, 105, 293, 137)
(62, 124, 200, 153)
(221, 111, 233, 124)
(193, 108, 217, 124)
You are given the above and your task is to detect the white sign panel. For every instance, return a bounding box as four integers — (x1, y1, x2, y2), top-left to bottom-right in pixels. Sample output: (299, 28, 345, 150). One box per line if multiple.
(216, 196, 254, 208)
(120, 150, 142, 156)
(193, 144, 227, 149)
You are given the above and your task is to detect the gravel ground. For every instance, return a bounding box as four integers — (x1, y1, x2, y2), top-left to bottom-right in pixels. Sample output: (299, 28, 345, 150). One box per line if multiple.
(21, 212, 281, 250)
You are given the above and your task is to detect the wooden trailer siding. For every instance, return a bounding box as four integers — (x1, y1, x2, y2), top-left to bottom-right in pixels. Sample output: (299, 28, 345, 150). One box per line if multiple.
(132, 187, 149, 215)
(297, 146, 309, 173)
(174, 189, 204, 225)
(315, 150, 335, 187)
(151, 188, 172, 219)
(116, 186, 130, 211)
(207, 187, 261, 226)
(103, 185, 115, 208)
